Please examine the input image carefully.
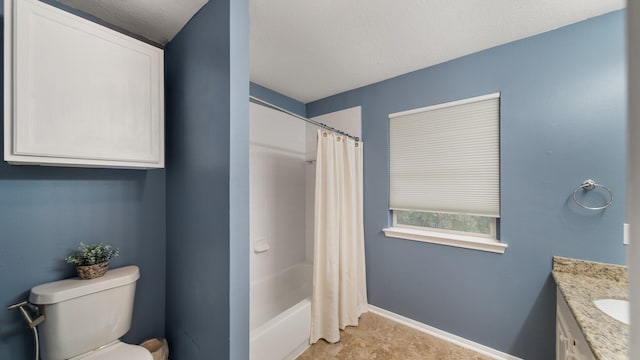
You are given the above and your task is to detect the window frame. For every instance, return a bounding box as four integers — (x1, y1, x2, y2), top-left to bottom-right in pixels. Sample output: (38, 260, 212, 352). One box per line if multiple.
(392, 211, 497, 240)
(383, 93, 507, 254)
(382, 224, 507, 254)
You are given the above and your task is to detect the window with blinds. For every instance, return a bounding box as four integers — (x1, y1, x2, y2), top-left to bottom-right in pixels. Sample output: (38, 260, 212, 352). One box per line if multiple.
(386, 93, 502, 247)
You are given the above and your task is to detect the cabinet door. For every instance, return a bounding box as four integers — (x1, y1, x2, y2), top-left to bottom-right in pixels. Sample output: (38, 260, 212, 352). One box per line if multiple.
(556, 290, 596, 360)
(557, 314, 571, 360)
(4, 0, 164, 168)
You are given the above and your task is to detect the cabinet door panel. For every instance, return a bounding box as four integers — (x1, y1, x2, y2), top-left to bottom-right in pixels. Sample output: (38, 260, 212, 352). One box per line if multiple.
(5, 0, 164, 168)
(557, 289, 596, 360)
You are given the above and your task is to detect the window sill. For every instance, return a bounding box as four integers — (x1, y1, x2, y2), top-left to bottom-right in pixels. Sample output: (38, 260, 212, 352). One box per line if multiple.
(382, 227, 508, 254)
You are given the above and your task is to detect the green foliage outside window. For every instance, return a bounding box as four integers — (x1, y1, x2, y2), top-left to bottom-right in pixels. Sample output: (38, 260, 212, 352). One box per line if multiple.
(396, 210, 491, 235)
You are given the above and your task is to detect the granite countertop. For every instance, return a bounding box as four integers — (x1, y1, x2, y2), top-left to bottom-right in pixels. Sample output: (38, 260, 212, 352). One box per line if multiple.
(552, 256, 629, 360)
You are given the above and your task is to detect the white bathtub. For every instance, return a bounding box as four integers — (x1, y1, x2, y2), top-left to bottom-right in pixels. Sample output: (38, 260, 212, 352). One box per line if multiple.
(250, 262, 312, 360)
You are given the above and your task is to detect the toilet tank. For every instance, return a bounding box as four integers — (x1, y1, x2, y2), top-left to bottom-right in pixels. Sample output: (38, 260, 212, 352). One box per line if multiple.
(29, 266, 141, 360)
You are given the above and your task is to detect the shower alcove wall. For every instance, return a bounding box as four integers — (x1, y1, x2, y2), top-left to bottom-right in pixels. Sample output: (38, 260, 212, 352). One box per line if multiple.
(249, 102, 361, 360)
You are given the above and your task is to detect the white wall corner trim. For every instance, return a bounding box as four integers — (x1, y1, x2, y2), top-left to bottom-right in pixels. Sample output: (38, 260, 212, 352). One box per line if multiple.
(382, 227, 508, 254)
(367, 305, 522, 360)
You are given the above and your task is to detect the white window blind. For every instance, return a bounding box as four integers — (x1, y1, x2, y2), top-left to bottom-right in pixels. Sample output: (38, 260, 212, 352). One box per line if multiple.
(389, 93, 500, 218)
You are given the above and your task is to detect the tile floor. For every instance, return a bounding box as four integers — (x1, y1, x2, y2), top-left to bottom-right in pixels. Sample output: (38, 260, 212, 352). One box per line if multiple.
(297, 312, 493, 360)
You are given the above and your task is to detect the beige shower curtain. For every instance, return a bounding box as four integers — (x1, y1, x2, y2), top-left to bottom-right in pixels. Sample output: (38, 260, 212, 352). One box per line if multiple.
(310, 130, 368, 344)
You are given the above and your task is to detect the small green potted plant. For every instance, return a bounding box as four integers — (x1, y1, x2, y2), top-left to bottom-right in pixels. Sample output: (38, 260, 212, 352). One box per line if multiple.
(65, 242, 119, 280)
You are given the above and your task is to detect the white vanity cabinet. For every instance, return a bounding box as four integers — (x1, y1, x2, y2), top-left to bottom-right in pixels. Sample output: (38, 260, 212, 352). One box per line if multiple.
(4, 0, 164, 169)
(557, 289, 595, 360)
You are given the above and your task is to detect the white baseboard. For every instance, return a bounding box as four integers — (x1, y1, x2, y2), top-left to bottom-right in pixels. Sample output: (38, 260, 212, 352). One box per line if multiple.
(368, 305, 522, 360)
(284, 342, 310, 360)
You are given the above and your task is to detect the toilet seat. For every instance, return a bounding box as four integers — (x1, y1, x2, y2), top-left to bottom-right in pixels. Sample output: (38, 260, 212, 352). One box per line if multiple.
(69, 341, 153, 360)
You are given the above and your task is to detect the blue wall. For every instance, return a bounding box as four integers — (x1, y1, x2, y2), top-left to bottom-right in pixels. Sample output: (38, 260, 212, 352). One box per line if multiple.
(0, 2, 166, 359)
(250, 82, 307, 116)
(164, 0, 249, 359)
(307, 11, 627, 359)
(229, 0, 250, 357)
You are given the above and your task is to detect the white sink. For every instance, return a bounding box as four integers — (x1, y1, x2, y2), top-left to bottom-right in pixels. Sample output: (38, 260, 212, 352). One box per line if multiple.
(593, 299, 630, 325)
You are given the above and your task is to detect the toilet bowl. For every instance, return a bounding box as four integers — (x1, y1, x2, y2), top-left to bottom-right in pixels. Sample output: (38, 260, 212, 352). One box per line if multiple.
(29, 266, 152, 360)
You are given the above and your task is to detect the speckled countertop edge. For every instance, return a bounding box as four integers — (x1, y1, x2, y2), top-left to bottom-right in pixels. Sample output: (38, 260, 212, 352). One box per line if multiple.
(552, 256, 629, 360)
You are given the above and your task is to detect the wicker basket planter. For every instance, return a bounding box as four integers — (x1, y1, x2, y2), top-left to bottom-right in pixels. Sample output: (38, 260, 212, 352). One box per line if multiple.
(140, 338, 169, 360)
(76, 261, 109, 280)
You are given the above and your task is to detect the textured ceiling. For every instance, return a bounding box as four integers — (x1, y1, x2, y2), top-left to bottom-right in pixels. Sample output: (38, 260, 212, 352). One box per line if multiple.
(250, 0, 626, 103)
(55, 0, 626, 103)
(58, 0, 209, 45)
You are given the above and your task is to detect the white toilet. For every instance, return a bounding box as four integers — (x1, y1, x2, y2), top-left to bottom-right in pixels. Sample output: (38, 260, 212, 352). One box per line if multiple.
(29, 265, 153, 360)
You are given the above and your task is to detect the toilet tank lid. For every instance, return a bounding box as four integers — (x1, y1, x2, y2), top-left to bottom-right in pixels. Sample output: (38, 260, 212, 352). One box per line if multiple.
(29, 266, 140, 305)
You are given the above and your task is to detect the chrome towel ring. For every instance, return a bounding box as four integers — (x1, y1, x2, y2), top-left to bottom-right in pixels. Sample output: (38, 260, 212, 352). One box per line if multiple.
(572, 179, 614, 210)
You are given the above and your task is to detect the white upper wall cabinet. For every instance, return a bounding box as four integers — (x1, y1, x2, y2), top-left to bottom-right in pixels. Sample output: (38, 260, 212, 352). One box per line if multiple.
(4, 0, 164, 169)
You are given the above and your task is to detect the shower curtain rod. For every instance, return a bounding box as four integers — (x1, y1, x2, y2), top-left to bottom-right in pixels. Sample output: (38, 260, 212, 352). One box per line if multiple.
(249, 96, 360, 141)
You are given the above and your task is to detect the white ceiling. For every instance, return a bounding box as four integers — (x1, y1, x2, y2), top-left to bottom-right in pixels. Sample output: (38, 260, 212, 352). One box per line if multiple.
(250, 0, 626, 103)
(55, 0, 626, 104)
(58, 0, 209, 45)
